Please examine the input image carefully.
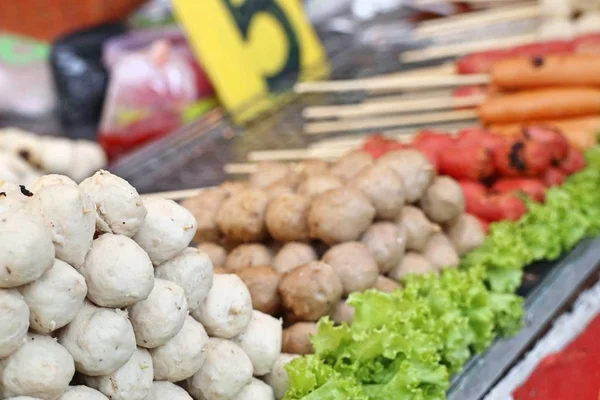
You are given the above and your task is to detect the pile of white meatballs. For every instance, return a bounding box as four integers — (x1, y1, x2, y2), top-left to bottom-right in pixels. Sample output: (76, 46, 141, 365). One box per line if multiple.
(0, 170, 291, 400)
(0, 128, 107, 185)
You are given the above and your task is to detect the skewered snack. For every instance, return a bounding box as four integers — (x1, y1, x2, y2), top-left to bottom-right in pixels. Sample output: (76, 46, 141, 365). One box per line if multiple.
(282, 322, 317, 355)
(322, 242, 379, 296)
(236, 266, 282, 315)
(265, 193, 311, 242)
(216, 189, 269, 242)
(272, 242, 318, 274)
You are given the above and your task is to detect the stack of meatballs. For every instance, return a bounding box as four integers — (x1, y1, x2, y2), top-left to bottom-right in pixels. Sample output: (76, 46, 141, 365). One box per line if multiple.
(183, 148, 487, 357)
(0, 171, 290, 400)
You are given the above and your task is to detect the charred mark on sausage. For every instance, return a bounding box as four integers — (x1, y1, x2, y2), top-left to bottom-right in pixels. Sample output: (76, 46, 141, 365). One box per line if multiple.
(19, 185, 33, 197)
(531, 56, 544, 68)
(509, 142, 527, 172)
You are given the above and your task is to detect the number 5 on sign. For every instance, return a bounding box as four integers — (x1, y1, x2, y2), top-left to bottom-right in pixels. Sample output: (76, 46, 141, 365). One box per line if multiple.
(172, 0, 329, 124)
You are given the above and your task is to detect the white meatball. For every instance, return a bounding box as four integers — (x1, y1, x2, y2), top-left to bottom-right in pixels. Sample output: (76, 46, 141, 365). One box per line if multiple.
(69, 140, 107, 183)
(263, 354, 300, 400)
(26, 182, 96, 268)
(0, 289, 29, 358)
(5, 397, 44, 400)
(29, 174, 77, 193)
(0, 210, 54, 288)
(19, 258, 87, 333)
(0, 152, 40, 185)
(128, 279, 188, 348)
(38, 137, 75, 175)
(187, 339, 253, 400)
(191, 274, 253, 339)
(83, 347, 154, 400)
(58, 300, 136, 376)
(133, 197, 197, 266)
(150, 315, 209, 381)
(143, 381, 192, 400)
(234, 378, 275, 400)
(233, 310, 282, 375)
(0, 334, 74, 400)
(0, 128, 43, 169)
(57, 386, 108, 400)
(79, 170, 147, 236)
(154, 247, 214, 310)
(0, 181, 30, 214)
(80, 234, 154, 308)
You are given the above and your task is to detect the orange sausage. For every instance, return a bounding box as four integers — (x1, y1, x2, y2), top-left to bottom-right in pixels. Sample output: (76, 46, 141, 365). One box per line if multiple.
(477, 88, 600, 125)
(489, 116, 600, 150)
(491, 55, 600, 90)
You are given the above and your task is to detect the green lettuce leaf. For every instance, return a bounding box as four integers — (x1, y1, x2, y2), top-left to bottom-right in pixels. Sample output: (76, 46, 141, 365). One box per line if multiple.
(283, 355, 368, 400)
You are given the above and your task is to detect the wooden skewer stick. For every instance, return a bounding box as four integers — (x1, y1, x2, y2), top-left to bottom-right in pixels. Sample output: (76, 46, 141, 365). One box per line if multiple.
(304, 109, 478, 135)
(414, 3, 540, 37)
(248, 147, 349, 162)
(143, 188, 206, 201)
(364, 89, 455, 103)
(415, 0, 532, 5)
(401, 33, 538, 63)
(294, 74, 489, 94)
(303, 93, 485, 119)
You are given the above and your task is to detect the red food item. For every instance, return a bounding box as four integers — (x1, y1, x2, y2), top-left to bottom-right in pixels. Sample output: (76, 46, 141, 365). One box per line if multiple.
(513, 314, 600, 400)
(362, 134, 395, 159)
(492, 139, 552, 177)
(542, 167, 567, 187)
(412, 130, 454, 154)
(523, 126, 569, 164)
(475, 216, 490, 234)
(456, 48, 514, 74)
(492, 178, 546, 202)
(574, 33, 600, 55)
(455, 128, 506, 152)
(99, 110, 182, 161)
(560, 147, 586, 174)
(456, 40, 574, 75)
(488, 193, 527, 221)
(453, 85, 488, 98)
(440, 143, 494, 180)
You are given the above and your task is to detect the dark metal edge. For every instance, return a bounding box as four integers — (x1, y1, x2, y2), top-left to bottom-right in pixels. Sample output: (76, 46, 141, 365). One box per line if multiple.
(447, 237, 600, 400)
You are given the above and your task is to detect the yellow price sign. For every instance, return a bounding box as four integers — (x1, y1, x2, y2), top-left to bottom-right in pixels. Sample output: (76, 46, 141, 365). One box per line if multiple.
(173, 0, 329, 124)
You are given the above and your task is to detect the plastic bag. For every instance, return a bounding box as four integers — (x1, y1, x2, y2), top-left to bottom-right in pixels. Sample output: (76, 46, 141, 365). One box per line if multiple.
(99, 29, 215, 160)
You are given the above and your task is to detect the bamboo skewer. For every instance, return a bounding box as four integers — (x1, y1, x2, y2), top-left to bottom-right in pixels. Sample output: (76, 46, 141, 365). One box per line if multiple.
(143, 188, 206, 201)
(294, 74, 489, 94)
(400, 33, 538, 63)
(413, 3, 540, 38)
(303, 109, 478, 135)
(303, 93, 485, 120)
(248, 147, 349, 162)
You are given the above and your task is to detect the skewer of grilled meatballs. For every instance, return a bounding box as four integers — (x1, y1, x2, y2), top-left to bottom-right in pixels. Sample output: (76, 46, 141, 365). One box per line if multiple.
(182, 149, 486, 353)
